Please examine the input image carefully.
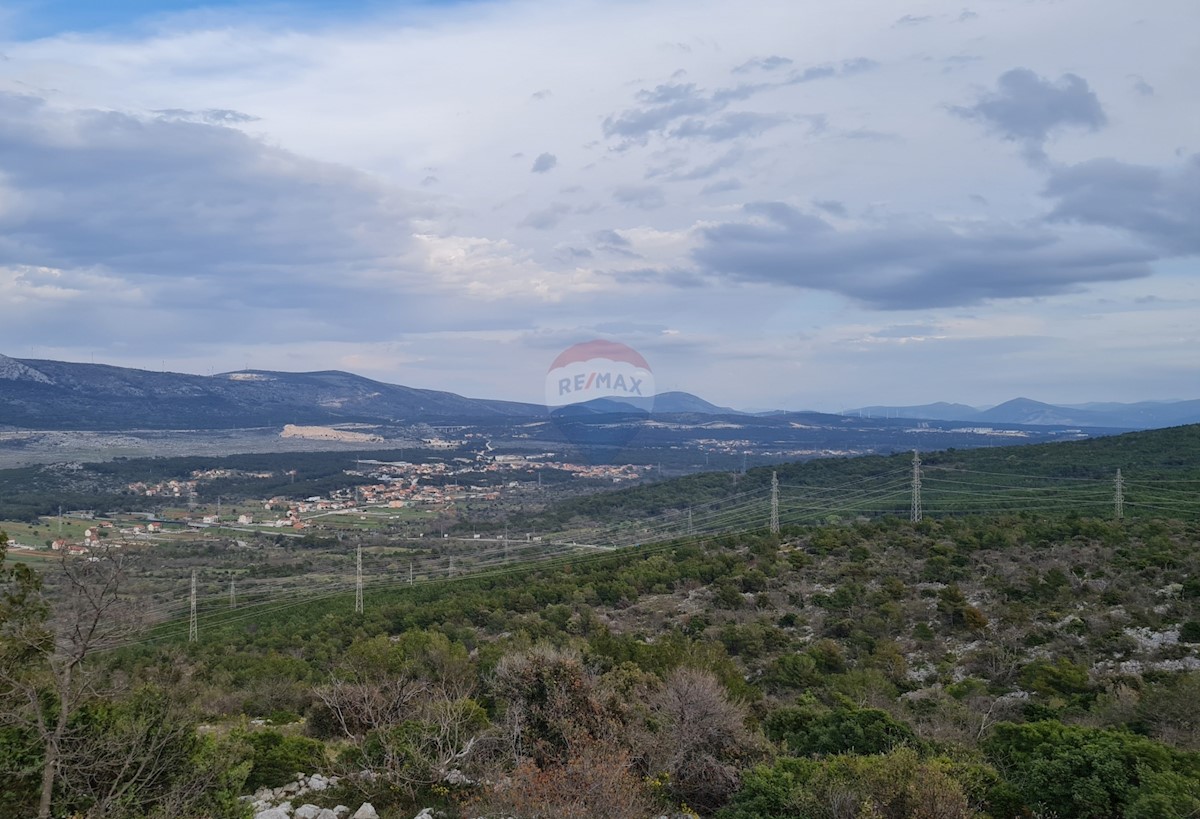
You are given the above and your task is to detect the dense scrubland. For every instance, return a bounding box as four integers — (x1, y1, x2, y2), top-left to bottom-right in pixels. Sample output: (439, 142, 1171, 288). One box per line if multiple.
(4, 426, 1200, 818)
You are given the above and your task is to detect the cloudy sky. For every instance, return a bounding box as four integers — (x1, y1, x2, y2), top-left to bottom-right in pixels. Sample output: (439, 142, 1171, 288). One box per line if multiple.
(0, 0, 1196, 410)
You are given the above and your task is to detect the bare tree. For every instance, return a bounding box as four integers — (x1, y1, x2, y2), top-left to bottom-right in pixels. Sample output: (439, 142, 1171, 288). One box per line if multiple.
(314, 637, 488, 798)
(643, 667, 764, 814)
(0, 543, 141, 819)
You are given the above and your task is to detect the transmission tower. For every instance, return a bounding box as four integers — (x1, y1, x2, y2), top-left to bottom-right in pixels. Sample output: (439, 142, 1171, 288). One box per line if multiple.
(354, 544, 364, 614)
(188, 570, 198, 643)
(229, 579, 236, 609)
(770, 471, 780, 534)
(1115, 468, 1124, 521)
(687, 508, 694, 535)
(910, 450, 923, 523)
(409, 560, 414, 586)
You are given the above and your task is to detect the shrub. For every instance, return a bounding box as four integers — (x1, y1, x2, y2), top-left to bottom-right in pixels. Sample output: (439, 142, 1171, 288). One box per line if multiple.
(242, 730, 326, 790)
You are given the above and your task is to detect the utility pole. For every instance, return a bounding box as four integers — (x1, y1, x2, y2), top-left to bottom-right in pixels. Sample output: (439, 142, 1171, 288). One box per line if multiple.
(229, 579, 236, 609)
(58, 505, 62, 534)
(770, 471, 780, 534)
(189, 570, 198, 643)
(910, 450, 923, 523)
(355, 544, 364, 614)
(1115, 468, 1124, 521)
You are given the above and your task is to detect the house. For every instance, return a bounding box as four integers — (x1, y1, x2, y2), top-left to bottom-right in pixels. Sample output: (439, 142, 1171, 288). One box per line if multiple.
(146, 522, 163, 533)
(66, 545, 90, 556)
(51, 539, 67, 551)
(237, 514, 254, 525)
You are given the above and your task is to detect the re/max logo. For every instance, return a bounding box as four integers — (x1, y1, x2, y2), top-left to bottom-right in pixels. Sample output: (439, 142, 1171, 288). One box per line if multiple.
(558, 372, 644, 396)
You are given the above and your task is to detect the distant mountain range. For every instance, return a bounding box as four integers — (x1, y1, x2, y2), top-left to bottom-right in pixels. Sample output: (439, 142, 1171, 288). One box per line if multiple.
(845, 397, 1200, 430)
(0, 354, 739, 431)
(2, 353, 1194, 433)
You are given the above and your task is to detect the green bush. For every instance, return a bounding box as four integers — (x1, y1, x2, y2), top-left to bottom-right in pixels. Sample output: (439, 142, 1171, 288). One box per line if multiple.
(242, 729, 326, 790)
(764, 697, 919, 757)
(983, 720, 1200, 819)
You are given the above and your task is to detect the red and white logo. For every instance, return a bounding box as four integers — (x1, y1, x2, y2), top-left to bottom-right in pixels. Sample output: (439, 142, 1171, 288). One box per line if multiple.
(545, 340, 655, 411)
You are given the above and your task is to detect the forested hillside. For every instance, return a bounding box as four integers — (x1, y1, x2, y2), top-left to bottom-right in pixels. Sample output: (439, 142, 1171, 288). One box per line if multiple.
(513, 423, 1200, 530)
(4, 426, 1200, 818)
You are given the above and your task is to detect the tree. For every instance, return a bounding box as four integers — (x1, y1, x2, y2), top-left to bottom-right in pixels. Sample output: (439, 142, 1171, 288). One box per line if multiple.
(643, 667, 763, 814)
(313, 633, 487, 800)
(983, 720, 1200, 819)
(0, 542, 141, 819)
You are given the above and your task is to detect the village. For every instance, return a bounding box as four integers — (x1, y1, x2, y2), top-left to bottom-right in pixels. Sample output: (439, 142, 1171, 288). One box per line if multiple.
(2, 447, 652, 557)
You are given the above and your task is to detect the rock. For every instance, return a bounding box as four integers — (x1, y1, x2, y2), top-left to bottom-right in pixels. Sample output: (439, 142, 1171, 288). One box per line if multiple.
(333, 806, 349, 818)
(317, 811, 339, 819)
(444, 768, 471, 786)
(309, 773, 329, 791)
(255, 809, 290, 819)
(413, 810, 436, 819)
(281, 781, 301, 795)
(294, 806, 323, 819)
(352, 804, 380, 819)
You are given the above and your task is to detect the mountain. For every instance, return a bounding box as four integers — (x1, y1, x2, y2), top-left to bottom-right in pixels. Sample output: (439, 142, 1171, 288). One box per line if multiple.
(0, 355, 544, 430)
(651, 391, 742, 414)
(844, 402, 980, 422)
(845, 397, 1200, 430)
(976, 397, 1110, 426)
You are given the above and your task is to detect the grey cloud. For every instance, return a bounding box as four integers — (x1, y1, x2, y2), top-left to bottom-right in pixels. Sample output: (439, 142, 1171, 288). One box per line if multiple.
(531, 152, 558, 173)
(673, 147, 745, 181)
(519, 202, 572, 230)
(601, 82, 716, 142)
(789, 58, 879, 84)
(732, 55, 794, 74)
(693, 201, 1152, 309)
(603, 61, 872, 146)
(531, 89, 552, 100)
(593, 229, 631, 247)
(872, 323, 942, 338)
(0, 96, 534, 351)
(613, 185, 666, 210)
(894, 15, 934, 26)
(593, 229, 642, 258)
(0, 94, 413, 291)
(813, 199, 847, 217)
(700, 178, 743, 195)
(951, 68, 1106, 160)
(611, 267, 706, 288)
(153, 108, 260, 125)
(672, 112, 790, 141)
(1130, 75, 1155, 96)
(1043, 155, 1200, 254)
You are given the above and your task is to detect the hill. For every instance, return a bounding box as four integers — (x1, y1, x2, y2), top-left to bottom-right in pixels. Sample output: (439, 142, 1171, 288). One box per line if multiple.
(847, 396, 1200, 429)
(512, 423, 1200, 530)
(0, 354, 543, 429)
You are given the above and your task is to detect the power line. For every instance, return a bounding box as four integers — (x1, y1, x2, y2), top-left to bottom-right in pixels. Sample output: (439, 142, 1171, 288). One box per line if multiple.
(188, 570, 197, 643)
(769, 472, 779, 535)
(910, 450, 922, 524)
(354, 543, 363, 614)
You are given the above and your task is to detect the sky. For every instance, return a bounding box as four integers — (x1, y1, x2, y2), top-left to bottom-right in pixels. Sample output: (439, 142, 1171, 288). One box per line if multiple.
(0, 0, 1197, 411)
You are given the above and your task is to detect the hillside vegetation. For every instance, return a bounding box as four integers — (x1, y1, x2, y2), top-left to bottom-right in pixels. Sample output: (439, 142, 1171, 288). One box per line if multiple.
(3, 426, 1200, 818)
